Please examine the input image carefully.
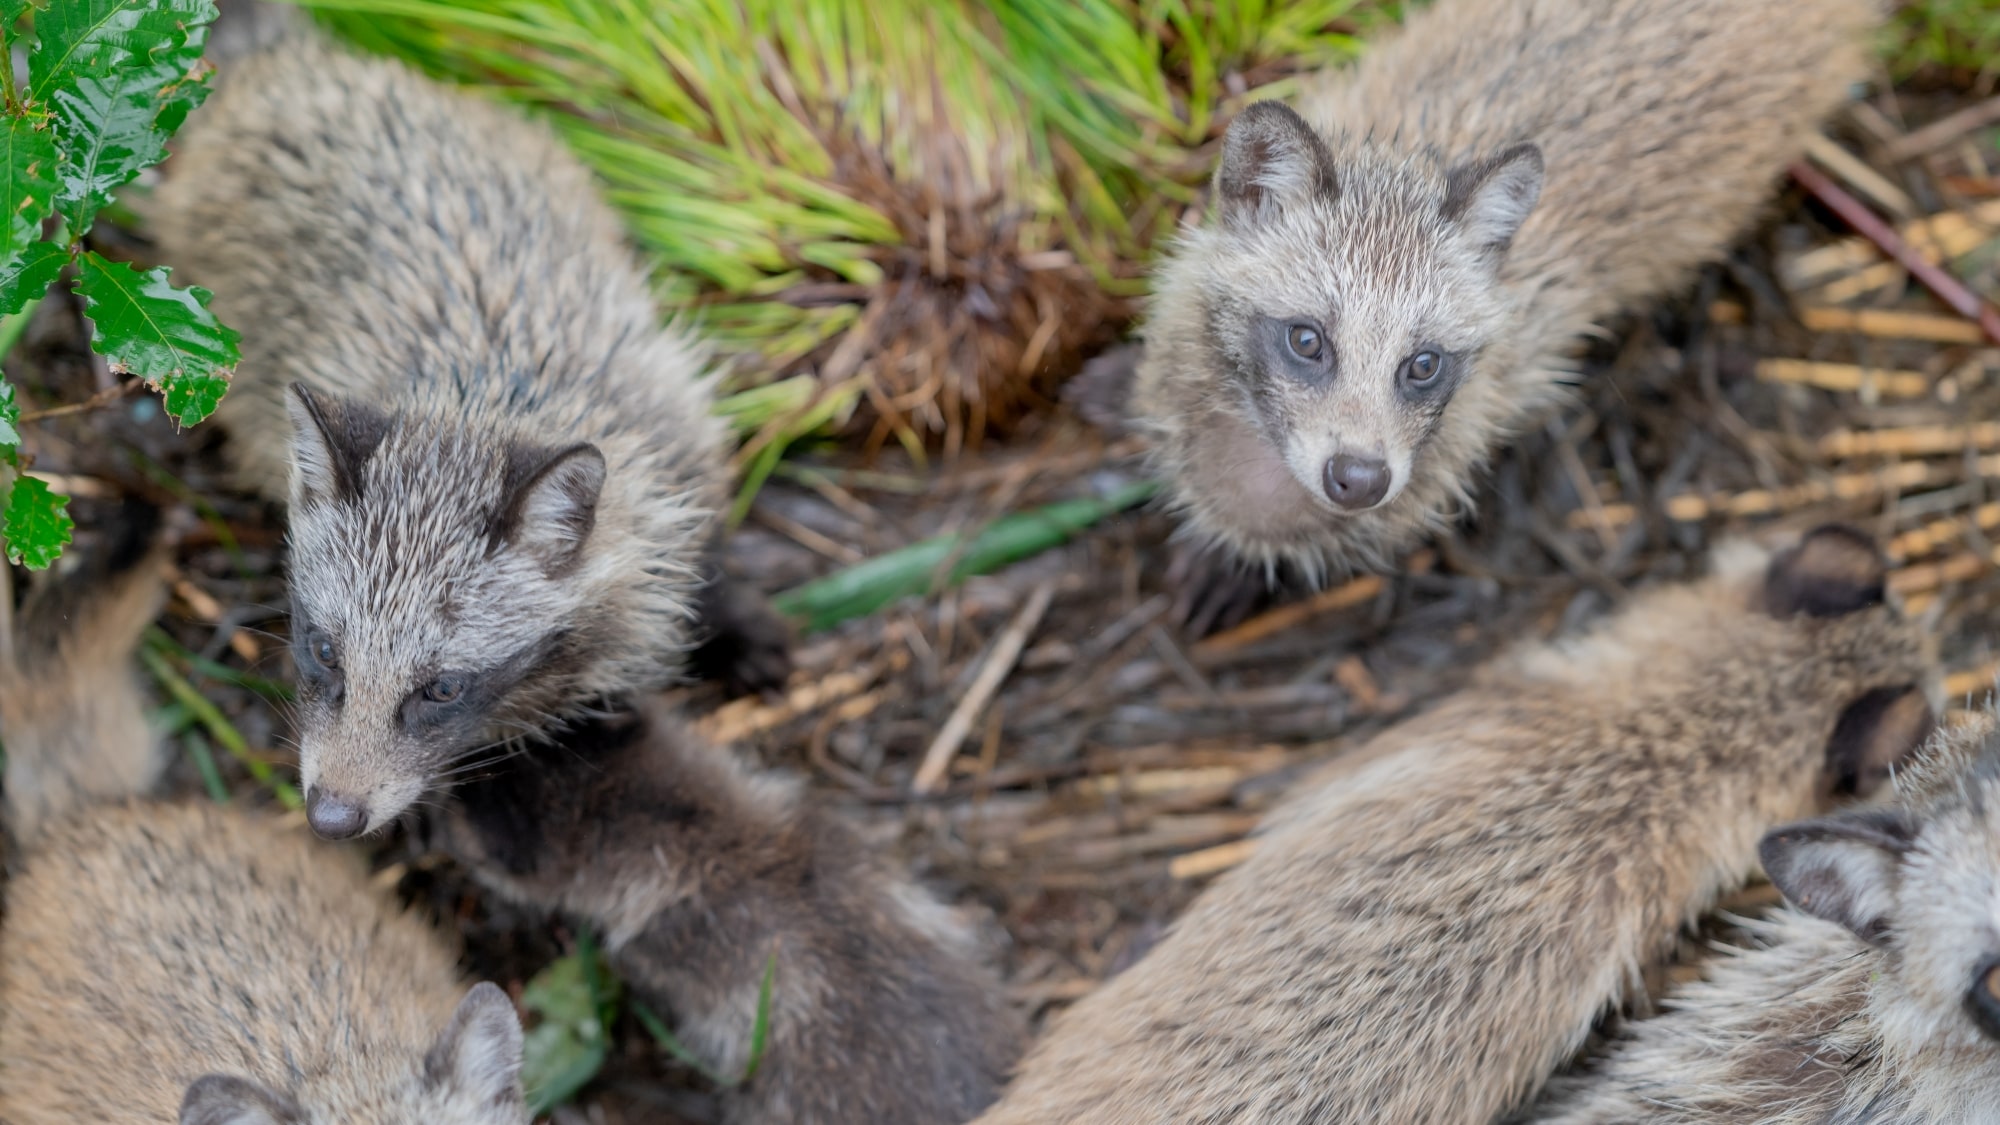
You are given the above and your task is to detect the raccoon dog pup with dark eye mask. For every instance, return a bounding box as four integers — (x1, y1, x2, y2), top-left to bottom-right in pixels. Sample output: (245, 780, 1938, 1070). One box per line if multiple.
(1127, 0, 1883, 588)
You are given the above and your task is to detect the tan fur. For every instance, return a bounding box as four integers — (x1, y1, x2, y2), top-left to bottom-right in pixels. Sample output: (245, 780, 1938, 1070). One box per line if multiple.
(1531, 711, 2000, 1124)
(148, 27, 734, 834)
(975, 529, 1937, 1125)
(1133, 0, 1881, 577)
(0, 526, 526, 1124)
(442, 698, 1024, 1125)
(0, 541, 169, 842)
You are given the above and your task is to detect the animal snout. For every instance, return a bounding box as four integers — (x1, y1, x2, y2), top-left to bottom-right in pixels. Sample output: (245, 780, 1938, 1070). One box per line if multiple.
(1322, 454, 1391, 511)
(305, 786, 370, 840)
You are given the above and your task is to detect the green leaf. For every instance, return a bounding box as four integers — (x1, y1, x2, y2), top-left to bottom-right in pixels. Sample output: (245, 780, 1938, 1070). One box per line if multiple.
(0, 378, 18, 450)
(521, 941, 618, 1115)
(29, 0, 215, 101)
(2, 472, 72, 569)
(73, 251, 236, 425)
(49, 57, 188, 233)
(0, 240, 70, 316)
(0, 118, 59, 256)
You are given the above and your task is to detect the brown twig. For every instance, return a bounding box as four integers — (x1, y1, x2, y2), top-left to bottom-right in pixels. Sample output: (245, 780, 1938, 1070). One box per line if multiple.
(1755, 358, 1932, 399)
(912, 578, 1057, 793)
(1886, 94, 2000, 162)
(1192, 575, 1387, 659)
(1789, 162, 2000, 346)
(15, 377, 142, 424)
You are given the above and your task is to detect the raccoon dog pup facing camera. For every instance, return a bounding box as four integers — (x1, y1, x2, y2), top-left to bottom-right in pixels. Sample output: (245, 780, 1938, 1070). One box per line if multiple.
(976, 526, 1938, 1125)
(1128, 0, 1883, 590)
(148, 21, 787, 841)
(0, 513, 528, 1125)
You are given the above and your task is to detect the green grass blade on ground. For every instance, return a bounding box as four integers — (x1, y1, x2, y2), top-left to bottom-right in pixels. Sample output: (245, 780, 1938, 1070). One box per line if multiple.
(772, 479, 1160, 633)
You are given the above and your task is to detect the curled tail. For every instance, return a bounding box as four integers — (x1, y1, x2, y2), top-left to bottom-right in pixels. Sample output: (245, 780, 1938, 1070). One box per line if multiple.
(0, 502, 170, 841)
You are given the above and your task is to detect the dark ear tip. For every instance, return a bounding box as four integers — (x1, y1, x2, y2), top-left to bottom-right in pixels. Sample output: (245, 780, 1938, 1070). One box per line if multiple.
(1763, 523, 1888, 619)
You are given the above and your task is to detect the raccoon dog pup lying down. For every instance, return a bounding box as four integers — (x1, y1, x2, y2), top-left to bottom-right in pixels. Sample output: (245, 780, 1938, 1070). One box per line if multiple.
(975, 526, 1937, 1125)
(1124, 0, 1883, 604)
(438, 699, 1025, 1125)
(149, 17, 787, 840)
(0, 510, 529, 1125)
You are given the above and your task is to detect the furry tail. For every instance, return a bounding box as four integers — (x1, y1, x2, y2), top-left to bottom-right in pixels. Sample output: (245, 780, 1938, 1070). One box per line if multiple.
(0, 501, 170, 842)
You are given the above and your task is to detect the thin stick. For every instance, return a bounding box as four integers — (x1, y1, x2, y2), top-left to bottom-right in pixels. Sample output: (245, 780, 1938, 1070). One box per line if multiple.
(1193, 575, 1387, 659)
(1774, 305, 1985, 344)
(1755, 358, 1931, 399)
(1944, 660, 2000, 701)
(1890, 502, 2000, 561)
(1656, 456, 2000, 523)
(1886, 94, 2000, 162)
(911, 578, 1057, 794)
(1805, 133, 1916, 220)
(1170, 837, 1257, 879)
(1820, 424, 2000, 459)
(1790, 162, 2000, 346)
(15, 378, 142, 423)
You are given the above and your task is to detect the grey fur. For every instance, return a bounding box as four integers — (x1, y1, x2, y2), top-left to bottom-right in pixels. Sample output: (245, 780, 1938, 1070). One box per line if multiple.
(148, 30, 732, 833)
(1532, 709, 2000, 1124)
(1131, 0, 1883, 579)
(441, 698, 1025, 1125)
(0, 523, 527, 1125)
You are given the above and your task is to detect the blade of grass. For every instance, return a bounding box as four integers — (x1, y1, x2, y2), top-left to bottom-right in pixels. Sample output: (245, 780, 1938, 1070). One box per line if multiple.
(182, 729, 229, 803)
(139, 644, 302, 810)
(771, 479, 1159, 632)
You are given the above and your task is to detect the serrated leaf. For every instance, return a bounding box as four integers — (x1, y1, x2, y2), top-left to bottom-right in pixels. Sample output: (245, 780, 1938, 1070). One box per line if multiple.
(29, 0, 216, 102)
(0, 379, 18, 451)
(0, 239, 69, 316)
(2, 473, 72, 569)
(0, 119, 59, 257)
(50, 56, 185, 234)
(74, 251, 235, 425)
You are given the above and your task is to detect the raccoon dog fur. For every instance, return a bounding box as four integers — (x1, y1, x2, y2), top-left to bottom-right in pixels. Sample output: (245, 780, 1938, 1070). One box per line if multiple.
(1531, 705, 2000, 1124)
(0, 510, 528, 1125)
(974, 526, 1938, 1125)
(1130, 0, 1882, 582)
(148, 23, 771, 840)
(440, 699, 1025, 1125)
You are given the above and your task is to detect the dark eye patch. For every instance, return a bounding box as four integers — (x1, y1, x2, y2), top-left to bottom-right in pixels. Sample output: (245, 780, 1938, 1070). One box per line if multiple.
(398, 629, 579, 746)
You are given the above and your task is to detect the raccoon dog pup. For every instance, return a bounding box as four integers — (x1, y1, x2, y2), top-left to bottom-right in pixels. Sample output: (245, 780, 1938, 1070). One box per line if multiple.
(1532, 706, 2000, 1124)
(974, 526, 1938, 1125)
(0, 511, 528, 1125)
(148, 24, 783, 840)
(1130, 0, 1881, 586)
(439, 699, 1024, 1125)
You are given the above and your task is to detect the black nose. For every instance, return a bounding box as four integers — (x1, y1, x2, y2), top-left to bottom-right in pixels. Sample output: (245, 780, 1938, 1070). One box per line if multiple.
(1322, 454, 1391, 510)
(306, 787, 369, 839)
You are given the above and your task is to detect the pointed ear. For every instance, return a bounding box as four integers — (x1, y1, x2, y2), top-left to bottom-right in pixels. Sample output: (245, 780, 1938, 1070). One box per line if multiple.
(1824, 684, 1935, 799)
(284, 383, 393, 506)
(495, 443, 606, 576)
(1442, 143, 1544, 251)
(1760, 809, 1918, 947)
(1762, 524, 1888, 619)
(1215, 101, 1338, 233)
(179, 1074, 304, 1125)
(424, 982, 526, 1109)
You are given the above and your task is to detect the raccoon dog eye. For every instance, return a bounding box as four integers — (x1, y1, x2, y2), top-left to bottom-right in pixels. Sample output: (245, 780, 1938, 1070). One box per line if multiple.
(313, 638, 339, 669)
(1400, 349, 1444, 389)
(423, 677, 463, 704)
(1286, 324, 1324, 361)
(1965, 955, 2000, 1042)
